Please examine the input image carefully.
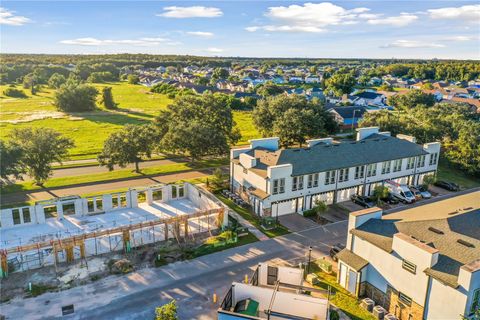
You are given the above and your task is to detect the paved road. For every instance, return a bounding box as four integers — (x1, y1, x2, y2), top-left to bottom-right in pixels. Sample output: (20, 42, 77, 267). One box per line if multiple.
(18, 158, 186, 181)
(1, 168, 220, 205)
(0, 221, 348, 320)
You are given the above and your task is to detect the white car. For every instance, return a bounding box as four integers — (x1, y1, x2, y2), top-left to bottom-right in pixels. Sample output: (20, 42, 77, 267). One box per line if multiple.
(415, 185, 432, 199)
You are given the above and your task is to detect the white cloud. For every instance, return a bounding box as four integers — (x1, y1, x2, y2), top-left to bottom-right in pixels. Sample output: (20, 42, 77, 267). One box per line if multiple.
(247, 2, 417, 33)
(381, 40, 445, 48)
(60, 37, 178, 47)
(367, 14, 418, 27)
(206, 47, 223, 53)
(246, 25, 325, 33)
(186, 31, 214, 38)
(0, 7, 31, 26)
(441, 35, 477, 42)
(428, 4, 480, 22)
(157, 6, 222, 18)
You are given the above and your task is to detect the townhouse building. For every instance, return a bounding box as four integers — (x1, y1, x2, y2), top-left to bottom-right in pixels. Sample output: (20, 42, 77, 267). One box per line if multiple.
(230, 127, 440, 217)
(337, 191, 480, 320)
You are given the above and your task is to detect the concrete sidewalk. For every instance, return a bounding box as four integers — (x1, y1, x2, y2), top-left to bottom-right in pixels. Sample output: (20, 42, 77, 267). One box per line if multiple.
(0, 221, 347, 320)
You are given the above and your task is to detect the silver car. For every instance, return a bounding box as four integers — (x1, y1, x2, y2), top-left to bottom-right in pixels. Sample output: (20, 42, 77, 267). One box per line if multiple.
(412, 185, 432, 199)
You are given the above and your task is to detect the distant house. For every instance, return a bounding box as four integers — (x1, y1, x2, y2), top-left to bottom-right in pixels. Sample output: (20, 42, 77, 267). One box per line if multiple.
(305, 75, 320, 83)
(368, 77, 382, 86)
(305, 87, 324, 100)
(328, 106, 368, 129)
(353, 91, 386, 106)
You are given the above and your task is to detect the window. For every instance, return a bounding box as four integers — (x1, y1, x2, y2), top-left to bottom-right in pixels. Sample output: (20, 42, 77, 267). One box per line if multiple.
(402, 259, 417, 274)
(307, 173, 319, 188)
(338, 168, 349, 182)
(273, 178, 285, 194)
(399, 292, 412, 306)
(120, 195, 127, 207)
(44, 205, 58, 218)
(12, 209, 21, 225)
(406, 157, 415, 170)
(178, 185, 185, 197)
(96, 198, 103, 210)
(87, 198, 95, 211)
(112, 196, 119, 208)
(417, 155, 426, 168)
(62, 202, 75, 215)
(393, 159, 402, 172)
(470, 289, 480, 315)
(23, 208, 31, 223)
(152, 189, 163, 201)
(324, 170, 335, 185)
(381, 161, 391, 174)
(292, 176, 304, 191)
(429, 152, 438, 165)
(172, 186, 178, 199)
(366, 164, 377, 177)
(355, 166, 365, 179)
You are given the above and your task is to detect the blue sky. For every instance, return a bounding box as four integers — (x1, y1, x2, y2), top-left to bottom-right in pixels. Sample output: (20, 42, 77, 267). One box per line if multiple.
(1, 1, 479, 59)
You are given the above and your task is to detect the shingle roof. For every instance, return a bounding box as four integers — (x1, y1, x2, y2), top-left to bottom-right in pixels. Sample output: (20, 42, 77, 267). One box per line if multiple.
(354, 91, 383, 100)
(242, 133, 428, 176)
(336, 249, 369, 271)
(330, 106, 368, 119)
(350, 192, 480, 288)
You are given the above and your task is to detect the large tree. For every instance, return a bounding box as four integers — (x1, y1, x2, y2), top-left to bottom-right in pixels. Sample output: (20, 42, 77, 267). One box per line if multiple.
(54, 80, 98, 112)
(0, 140, 25, 181)
(253, 95, 337, 147)
(98, 124, 157, 172)
(388, 89, 435, 110)
(48, 73, 67, 89)
(325, 72, 356, 96)
(100, 86, 117, 109)
(155, 300, 178, 320)
(9, 128, 74, 185)
(156, 94, 241, 161)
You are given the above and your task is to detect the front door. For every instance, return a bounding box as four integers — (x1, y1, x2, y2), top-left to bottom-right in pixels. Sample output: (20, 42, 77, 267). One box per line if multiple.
(339, 263, 347, 288)
(348, 270, 357, 294)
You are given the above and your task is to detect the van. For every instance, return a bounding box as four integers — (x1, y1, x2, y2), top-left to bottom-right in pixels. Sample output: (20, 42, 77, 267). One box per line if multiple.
(384, 180, 416, 204)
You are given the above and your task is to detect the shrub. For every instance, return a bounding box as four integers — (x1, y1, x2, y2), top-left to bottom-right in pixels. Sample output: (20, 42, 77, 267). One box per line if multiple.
(3, 87, 27, 98)
(127, 74, 139, 84)
(330, 310, 340, 320)
(302, 208, 316, 218)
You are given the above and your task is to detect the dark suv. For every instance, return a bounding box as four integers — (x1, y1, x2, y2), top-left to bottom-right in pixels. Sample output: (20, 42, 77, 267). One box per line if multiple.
(350, 194, 375, 208)
(330, 243, 346, 262)
(434, 180, 460, 191)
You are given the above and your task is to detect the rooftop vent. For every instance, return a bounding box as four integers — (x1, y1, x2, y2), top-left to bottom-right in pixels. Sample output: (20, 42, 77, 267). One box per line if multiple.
(463, 207, 473, 211)
(448, 211, 459, 216)
(457, 239, 475, 248)
(428, 227, 444, 235)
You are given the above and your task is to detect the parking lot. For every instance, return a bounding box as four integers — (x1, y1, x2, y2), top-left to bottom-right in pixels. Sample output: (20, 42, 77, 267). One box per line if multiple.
(338, 184, 457, 213)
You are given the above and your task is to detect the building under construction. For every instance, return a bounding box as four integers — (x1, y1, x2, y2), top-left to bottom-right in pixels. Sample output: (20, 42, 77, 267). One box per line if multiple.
(0, 183, 226, 276)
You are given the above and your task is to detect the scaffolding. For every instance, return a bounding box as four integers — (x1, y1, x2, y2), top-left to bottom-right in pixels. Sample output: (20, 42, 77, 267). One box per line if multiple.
(1, 208, 224, 276)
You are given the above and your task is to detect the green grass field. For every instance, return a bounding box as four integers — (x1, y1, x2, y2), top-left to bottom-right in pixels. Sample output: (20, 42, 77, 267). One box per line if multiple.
(0, 82, 260, 158)
(437, 162, 480, 189)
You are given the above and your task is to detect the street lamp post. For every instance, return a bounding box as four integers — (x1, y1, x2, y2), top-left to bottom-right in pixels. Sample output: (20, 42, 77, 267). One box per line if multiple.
(307, 246, 312, 274)
(351, 109, 360, 132)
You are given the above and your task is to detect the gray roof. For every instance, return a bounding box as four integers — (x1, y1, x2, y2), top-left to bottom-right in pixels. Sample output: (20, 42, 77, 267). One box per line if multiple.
(242, 134, 428, 176)
(336, 249, 369, 271)
(350, 196, 480, 288)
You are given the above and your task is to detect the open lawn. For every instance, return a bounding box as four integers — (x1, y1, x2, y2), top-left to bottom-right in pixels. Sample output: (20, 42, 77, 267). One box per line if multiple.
(0, 82, 260, 159)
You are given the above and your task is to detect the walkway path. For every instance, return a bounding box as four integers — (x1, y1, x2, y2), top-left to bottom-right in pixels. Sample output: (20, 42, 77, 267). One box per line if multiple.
(0, 221, 348, 320)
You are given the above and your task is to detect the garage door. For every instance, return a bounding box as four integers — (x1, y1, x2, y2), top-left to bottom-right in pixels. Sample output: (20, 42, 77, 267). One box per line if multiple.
(313, 192, 334, 205)
(272, 200, 296, 216)
(336, 187, 357, 203)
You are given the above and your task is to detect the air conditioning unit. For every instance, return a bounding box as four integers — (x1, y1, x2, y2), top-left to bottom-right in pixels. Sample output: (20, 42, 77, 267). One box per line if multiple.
(384, 314, 398, 320)
(361, 298, 375, 312)
(373, 305, 386, 320)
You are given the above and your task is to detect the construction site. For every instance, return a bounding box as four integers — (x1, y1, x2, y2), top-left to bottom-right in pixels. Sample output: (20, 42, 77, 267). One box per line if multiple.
(0, 182, 226, 278)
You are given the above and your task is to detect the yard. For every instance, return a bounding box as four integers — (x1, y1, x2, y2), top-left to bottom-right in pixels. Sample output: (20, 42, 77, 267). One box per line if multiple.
(309, 260, 376, 320)
(0, 82, 260, 159)
(215, 192, 290, 238)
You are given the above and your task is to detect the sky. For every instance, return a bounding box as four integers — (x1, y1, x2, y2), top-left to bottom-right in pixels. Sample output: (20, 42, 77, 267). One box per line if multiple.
(1, 1, 479, 59)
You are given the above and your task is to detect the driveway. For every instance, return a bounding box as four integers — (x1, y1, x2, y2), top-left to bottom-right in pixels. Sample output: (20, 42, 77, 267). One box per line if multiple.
(336, 201, 364, 212)
(0, 221, 348, 320)
(278, 213, 319, 232)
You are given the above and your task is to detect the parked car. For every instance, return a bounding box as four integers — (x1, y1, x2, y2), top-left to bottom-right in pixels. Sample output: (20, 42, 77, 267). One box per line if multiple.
(434, 180, 460, 191)
(408, 186, 423, 201)
(381, 194, 400, 205)
(412, 185, 432, 199)
(330, 243, 346, 262)
(350, 194, 375, 208)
